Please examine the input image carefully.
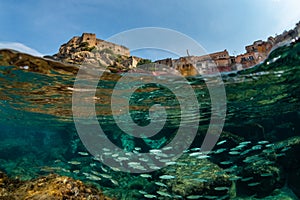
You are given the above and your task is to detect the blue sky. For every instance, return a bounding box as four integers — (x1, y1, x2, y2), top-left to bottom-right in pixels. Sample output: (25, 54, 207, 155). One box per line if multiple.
(0, 0, 300, 60)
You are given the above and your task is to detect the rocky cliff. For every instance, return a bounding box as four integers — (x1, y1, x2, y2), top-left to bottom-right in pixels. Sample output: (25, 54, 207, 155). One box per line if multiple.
(52, 33, 137, 70)
(0, 33, 148, 74)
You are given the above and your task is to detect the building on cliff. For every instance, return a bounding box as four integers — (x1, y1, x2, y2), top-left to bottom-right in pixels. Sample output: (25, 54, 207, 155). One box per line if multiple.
(52, 33, 131, 66)
(154, 20, 300, 75)
(155, 50, 234, 75)
(58, 33, 130, 57)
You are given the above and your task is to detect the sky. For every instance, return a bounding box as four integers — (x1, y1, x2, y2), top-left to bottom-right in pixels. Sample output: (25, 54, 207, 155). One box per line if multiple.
(0, 0, 300, 60)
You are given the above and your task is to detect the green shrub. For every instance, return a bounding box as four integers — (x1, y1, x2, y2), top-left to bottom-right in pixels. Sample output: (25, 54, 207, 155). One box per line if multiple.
(99, 48, 114, 55)
(79, 42, 89, 48)
(82, 46, 96, 52)
(137, 59, 152, 66)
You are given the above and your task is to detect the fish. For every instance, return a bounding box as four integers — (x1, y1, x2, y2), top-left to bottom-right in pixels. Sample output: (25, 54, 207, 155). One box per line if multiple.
(157, 191, 172, 197)
(199, 166, 209, 171)
(139, 157, 150, 162)
(176, 162, 188, 166)
(173, 194, 183, 199)
(266, 144, 275, 148)
(159, 175, 176, 179)
(138, 190, 147, 195)
(202, 195, 219, 199)
(241, 177, 254, 182)
(192, 171, 202, 175)
(102, 148, 110, 151)
(258, 141, 269, 145)
(240, 141, 251, 145)
(134, 147, 142, 151)
(192, 178, 208, 182)
(90, 163, 96, 167)
(251, 145, 262, 150)
(217, 140, 227, 146)
(140, 174, 152, 178)
(229, 176, 241, 181)
(187, 195, 203, 199)
(197, 155, 210, 159)
(149, 165, 161, 170)
(100, 165, 108, 172)
(190, 147, 201, 151)
(103, 152, 112, 156)
(83, 173, 101, 181)
(99, 173, 112, 179)
(110, 179, 119, 186)
(261, 173, 273, 177)
(117, 157, 130, 161)
(154, 182, 168, 187)
(144, 194, 157, 198)
(248, 182, 260, 186)
(110, 167, 121, 172)
(128, 162, 141, 166)
(229, 151, 240, 155)
(133, 150, 139, 154)
(149, 149, 162, 154)
(61, 168, 71, 173)
(220, 161, 233, 165)
(281, 147, 291, 152)
(276, 153, 286, 157)
(240, 149, 253, 156)
(67, 161, 81, 165)
(165, 161, 177, 165)
(262, 149, 274, 153)
(214, 186, 229, 191)
(40, 166, 64, 172)
(243, 155, 261, 163)
(162, 146, 173, 151)
(78, 151, 89, 156)
(214, 148, 227, 154)
(231, 146, 244, 151)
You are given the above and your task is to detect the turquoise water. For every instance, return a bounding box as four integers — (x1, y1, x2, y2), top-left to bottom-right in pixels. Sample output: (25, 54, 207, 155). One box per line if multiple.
(0, 42, 300, 199)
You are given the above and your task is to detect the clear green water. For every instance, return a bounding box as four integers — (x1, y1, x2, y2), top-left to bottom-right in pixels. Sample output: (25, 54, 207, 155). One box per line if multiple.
(0, 42, 300, 199)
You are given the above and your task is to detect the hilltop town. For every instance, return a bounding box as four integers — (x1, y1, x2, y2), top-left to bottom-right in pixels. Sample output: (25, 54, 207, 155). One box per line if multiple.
(155, 21, 300, 76)
(49, 21, 300, 76)
(0, 21, 299, 77)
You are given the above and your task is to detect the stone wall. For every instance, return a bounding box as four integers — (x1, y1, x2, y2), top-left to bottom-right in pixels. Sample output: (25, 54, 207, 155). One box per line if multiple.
(80, 33, 97, 47)
(96, 39, 130, 56)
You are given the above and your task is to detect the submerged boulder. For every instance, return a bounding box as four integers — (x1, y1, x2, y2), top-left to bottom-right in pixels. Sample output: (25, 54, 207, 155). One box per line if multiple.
(274, 136, 300, 198)
(0, 171, 113, 200)
(158, 155, 235, 199)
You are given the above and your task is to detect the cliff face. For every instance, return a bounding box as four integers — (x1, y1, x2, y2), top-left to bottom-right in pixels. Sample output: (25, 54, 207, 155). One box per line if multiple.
(0, 49, 78, 75)
(52, 33, 132, 69)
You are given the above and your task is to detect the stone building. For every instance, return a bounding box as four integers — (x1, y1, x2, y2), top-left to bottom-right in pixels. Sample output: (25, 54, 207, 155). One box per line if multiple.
(56, 33, 130, 59)
(155, 58, 173, 68)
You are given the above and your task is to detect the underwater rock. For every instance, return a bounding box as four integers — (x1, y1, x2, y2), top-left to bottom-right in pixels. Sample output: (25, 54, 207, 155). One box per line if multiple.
(0, 171, 113, 200)
(159, 155, 235, 199)
(287, 168, 300, 198)
(238, 159, 285, 197)
(275, 136, 300, 170)
(274, 136, 300, 198)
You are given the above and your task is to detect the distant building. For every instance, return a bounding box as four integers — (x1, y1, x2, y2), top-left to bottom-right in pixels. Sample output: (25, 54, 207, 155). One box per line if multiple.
(162, 20, 300, 75)
(57, 33, 130, 59)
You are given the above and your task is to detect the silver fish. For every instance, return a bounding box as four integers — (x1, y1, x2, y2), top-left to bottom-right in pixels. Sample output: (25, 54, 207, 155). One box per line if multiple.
(159, 175, 176, 180)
